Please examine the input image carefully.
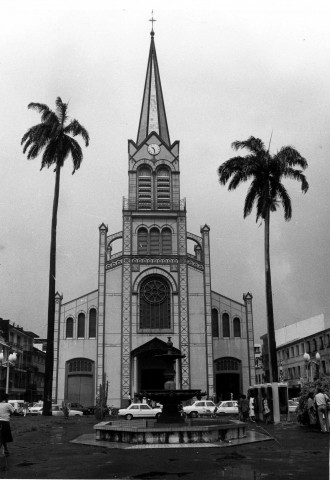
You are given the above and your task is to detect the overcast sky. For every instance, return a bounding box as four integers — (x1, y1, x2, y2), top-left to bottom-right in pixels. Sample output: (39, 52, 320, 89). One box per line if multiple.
(1, 0, 330, 343)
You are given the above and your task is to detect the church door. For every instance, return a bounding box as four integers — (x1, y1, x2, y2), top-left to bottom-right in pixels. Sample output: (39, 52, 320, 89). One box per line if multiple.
(214, 357, 242, 401)
(66, 358, 94, 406)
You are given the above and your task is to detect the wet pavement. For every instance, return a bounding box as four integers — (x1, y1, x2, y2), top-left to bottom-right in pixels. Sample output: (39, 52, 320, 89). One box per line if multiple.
(0, 415, 328, 479)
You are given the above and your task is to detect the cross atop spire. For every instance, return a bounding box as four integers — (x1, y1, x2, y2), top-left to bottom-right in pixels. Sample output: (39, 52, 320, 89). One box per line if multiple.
(136, 26, 170, 146)
(149, 11, 156, 35)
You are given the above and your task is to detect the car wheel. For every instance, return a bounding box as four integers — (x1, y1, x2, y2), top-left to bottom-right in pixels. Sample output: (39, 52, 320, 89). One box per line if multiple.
(75, 414, 81, 417)
(156, 412, 161, 419)
(126, 414, 133, 420)
(190, 411, 198, 418)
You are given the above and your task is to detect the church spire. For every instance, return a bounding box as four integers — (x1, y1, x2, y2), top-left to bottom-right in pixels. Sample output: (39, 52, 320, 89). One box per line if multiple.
(136, 24, 170, 146)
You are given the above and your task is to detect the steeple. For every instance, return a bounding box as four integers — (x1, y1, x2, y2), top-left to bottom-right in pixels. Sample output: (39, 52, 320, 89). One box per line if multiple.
(136, 29, 170, 146)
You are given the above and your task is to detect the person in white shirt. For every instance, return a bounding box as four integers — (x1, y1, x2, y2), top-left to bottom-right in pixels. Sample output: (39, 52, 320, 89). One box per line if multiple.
(0, 393, 14, 455)
(314, 387, 329, 433)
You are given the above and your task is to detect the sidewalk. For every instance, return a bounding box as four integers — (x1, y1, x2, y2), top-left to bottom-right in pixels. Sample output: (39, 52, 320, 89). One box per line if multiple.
(2, 415, 329, 479)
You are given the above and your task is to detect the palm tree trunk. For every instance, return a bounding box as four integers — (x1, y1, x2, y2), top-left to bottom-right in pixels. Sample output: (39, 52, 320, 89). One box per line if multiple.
(43, 166, 61, 416)
(264, 209, 278, 383)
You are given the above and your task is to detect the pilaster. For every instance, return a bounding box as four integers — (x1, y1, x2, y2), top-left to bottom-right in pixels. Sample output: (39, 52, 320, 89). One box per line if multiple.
(201, 224, 214, 397)
(97, 223, 108, 391)
(121, 214, 132, 401)
(178, 215, 190, 388)
(52, 291, 63, 402)
(243, 292, 255, 385)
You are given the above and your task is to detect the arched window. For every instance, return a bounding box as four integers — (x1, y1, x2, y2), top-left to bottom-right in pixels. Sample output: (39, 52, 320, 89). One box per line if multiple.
(212, 309, 219, 337)
(150, 228, 160, 254)
(138, 167, 152, 209)
(137, 228, 148, 254)
(77, 313, 85, 339)
(312, 339, 317, 351)
(222, 313, 230, 338)
(89, 308, 96, 338)
(233, 317, 241, 337)
(306, 341, 311, 353)
(161, 228, 172, 254)
(156, 168, 170, 209)
(66, 317, 73, 339)
(140, 276, 171, 329)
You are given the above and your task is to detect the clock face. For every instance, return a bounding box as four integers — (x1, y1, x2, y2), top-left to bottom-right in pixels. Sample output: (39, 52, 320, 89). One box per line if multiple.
(147, 144, 161, 155)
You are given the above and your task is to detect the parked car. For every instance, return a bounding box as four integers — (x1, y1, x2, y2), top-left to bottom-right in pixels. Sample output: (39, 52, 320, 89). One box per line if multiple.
(182, 400, 217, 418)
(118, 403, 162, 420)
(50, 404, 84, 417)
(28, 401, 43, 415)
(288, 400, 299, 413)
(216, 400, 239, 415)
(8, 400, 25, 416)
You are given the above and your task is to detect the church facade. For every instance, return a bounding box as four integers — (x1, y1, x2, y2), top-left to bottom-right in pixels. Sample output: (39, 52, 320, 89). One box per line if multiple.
(52, 30, 256, 408)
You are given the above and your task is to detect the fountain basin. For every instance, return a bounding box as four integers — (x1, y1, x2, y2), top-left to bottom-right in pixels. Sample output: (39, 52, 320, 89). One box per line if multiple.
(94, 419, 246, 445)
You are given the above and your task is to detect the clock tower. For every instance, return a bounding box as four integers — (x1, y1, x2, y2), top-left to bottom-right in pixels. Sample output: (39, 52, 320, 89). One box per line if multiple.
(100, 28, 214, 404)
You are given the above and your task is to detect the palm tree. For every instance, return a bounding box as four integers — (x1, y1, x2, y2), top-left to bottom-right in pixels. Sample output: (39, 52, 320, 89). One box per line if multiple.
(217, 136, 308, 382)
(21, 98, 89, 415)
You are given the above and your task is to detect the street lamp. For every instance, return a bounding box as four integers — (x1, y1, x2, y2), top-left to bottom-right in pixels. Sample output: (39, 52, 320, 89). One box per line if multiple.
(304, 352, 321, 382)
(0, 351, 17, 395)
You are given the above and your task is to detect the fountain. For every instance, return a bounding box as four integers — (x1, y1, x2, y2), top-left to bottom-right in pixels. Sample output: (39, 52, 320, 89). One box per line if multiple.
(93, 338, 248, 445)
(139, 337, 203, 424)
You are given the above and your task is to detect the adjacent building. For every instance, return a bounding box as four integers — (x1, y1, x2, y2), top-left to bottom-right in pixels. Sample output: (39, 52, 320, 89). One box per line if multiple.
(0, 318, 44, 401)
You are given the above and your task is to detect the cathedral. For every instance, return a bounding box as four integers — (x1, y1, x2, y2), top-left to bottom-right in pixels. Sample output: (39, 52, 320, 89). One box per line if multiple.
(52, 28, 256, 408)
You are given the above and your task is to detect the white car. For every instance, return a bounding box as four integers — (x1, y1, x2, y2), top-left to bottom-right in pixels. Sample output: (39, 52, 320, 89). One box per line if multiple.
(216, 400, 239, 415)
(118, 403, 162, 420)
(50, 404, 83, 417)
(288, 400, 298, 413)
(182, 400, 217, 418)
(28, 401, 43, 415)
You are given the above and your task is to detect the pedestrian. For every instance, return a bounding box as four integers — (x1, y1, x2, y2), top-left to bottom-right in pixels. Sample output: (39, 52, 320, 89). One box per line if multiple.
(262, 395, 271, 425)
(0, 393, 14, 455)
(237, 395, 243, 421)
(248, 393, 256, 422)
(307, 392, 317, 429)
(240, 395, 249, 421)
(314, 387, 329, 433)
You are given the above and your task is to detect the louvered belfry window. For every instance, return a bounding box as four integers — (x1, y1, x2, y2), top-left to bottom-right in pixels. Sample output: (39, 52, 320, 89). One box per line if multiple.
(161, 228, 172, 254)
(138, 167, 152, 209)
(140, 276, 171, 329)
(137, 228, 148, 254)
(156, 168, 170, 209)
(150, 228, 160, 254)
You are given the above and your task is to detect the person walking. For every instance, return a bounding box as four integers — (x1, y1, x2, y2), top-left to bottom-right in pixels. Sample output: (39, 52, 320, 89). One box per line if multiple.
(0, 393, 14, 455)
(241, 395, 249, 422)
(249, 393, 256, 422)
(314, 387, 329, 433)
(307, 392, 317, 429)
(262, 395, 271, 425)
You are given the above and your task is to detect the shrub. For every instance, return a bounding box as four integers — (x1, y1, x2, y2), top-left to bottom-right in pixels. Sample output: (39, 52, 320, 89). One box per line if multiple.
(296, 375, 330, 425)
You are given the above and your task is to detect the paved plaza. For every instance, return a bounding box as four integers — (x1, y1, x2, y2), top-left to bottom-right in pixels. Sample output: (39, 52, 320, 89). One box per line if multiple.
(0, 415, 328, 479)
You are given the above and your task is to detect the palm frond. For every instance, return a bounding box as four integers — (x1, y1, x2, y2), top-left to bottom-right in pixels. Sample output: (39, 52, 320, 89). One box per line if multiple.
(66, 136, 83, 174)
(243, 183, 258, 218)
(274, 146, 308, 170)
(64, 119, 90, 146)
(55, 97, 68, 126)
(276, 183, 292, 220)
(231, 136, 265, 154)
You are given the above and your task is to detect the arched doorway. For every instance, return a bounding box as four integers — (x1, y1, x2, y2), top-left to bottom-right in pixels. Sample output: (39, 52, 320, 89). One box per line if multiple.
(132, 338, 182, 393)
(65, 358, 95, 406)
(214, 357, 242, 401)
